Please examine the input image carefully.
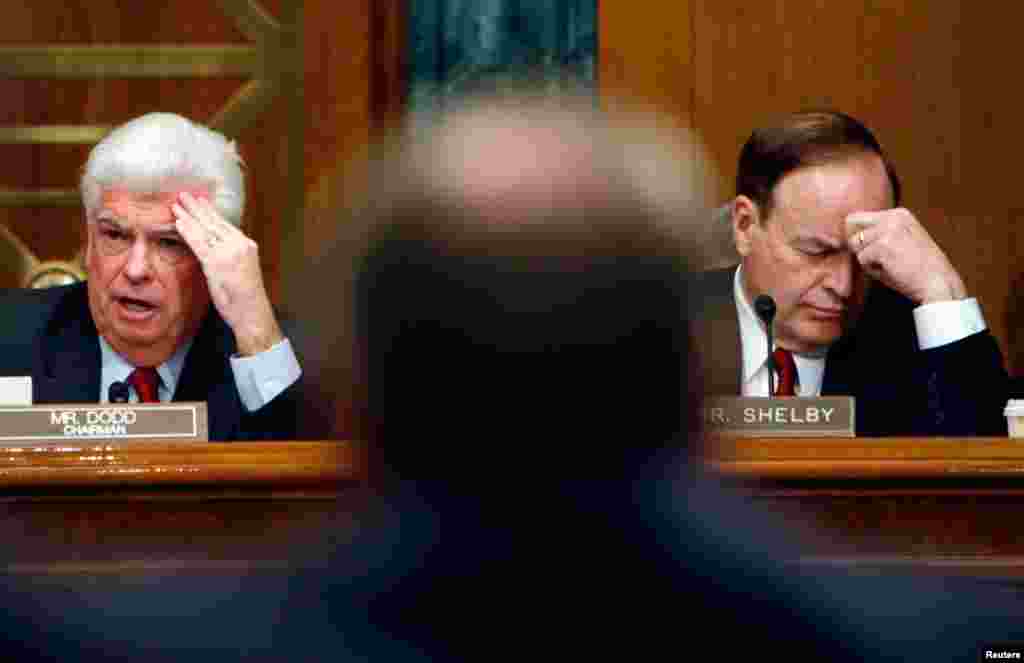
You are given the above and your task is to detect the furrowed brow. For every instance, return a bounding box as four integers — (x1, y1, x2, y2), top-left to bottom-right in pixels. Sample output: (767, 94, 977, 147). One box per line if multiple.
(150, 227, 184, 238)
(794, 235, 842, 250)
(94, 216, 129, 233)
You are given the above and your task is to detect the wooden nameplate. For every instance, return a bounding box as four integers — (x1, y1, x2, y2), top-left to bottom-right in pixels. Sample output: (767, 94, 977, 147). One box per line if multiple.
(0, 402, 209, 444)
(701, 396, 855, 437)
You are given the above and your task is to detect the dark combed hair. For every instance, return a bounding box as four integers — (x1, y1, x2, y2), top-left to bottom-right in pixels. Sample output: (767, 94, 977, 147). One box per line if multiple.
(736, 110, 902, 218)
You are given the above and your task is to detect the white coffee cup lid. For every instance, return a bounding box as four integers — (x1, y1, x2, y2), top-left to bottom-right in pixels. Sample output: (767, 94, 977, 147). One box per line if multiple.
(1005, 399, 1024, 416)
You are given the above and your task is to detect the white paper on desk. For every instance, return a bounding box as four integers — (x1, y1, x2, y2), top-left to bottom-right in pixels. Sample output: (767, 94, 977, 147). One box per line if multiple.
(0, 377, 32, 406)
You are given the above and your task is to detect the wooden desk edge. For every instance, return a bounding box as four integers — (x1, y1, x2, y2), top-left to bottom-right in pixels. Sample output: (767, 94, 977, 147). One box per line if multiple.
(0, 439, 361, 488)
(706, 436, 1024, 480)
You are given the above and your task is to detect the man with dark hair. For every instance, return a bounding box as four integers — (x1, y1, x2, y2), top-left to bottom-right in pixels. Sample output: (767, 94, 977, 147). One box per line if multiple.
(278, 96, 1024, 662)
(736, 110, 902, 218)
(691, 110, 1007, 435)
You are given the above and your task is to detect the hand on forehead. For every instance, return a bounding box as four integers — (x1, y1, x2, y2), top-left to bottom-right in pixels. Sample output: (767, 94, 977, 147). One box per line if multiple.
(177, 187, 212, 202)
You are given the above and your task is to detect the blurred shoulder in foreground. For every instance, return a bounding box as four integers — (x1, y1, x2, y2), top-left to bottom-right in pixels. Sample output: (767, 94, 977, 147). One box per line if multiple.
(287, 92, 1024, 661)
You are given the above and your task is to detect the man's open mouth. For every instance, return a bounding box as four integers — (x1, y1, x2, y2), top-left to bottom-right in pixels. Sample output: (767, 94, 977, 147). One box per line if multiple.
(117, 297, 157, 313)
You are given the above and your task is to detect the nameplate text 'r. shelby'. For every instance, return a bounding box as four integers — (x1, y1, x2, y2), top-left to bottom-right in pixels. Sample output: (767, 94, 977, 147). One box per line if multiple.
(701, 396, 855, 437)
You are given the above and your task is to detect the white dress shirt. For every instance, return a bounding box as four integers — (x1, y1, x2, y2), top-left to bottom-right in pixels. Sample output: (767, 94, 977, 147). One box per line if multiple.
(99, 335, 301, 411)
(733, 266, 987, 397)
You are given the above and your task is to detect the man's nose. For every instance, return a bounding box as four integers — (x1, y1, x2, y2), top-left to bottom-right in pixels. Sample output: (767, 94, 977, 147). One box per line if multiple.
(123, 238, 154, 280)
(823, 252, 856, 298)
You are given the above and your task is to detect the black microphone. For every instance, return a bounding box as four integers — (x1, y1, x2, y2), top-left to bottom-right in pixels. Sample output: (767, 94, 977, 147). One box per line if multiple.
(108, 381, 130, 404)
(753, 295, 776, 398)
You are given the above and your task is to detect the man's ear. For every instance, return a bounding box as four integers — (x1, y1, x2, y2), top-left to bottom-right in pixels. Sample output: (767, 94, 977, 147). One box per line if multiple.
(81, 218, 93, 266)
(732, 195, 761, 257)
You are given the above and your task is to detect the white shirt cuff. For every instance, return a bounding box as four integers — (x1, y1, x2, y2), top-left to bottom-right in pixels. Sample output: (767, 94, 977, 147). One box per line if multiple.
(230, 338, 302, 412)
(912, 297, 987, 350)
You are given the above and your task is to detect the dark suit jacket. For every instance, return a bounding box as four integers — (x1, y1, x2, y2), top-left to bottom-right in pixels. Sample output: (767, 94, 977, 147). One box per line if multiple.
(0, 282, 301, 441)
(689, 266, 1008, 436)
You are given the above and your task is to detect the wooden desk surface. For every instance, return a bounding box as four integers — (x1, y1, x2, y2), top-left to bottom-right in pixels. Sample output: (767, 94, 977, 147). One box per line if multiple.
(707, 436, 1024, 579)
(0, 440, 359, 490)
(709, 436, 1024, 480)
(3, 438, 1023, 579)
(0, 441, 360, 576)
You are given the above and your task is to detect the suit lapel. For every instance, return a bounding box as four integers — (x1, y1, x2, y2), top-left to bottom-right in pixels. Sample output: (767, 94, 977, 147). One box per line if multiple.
(821, 283, 878, 397)
(30, 286, 243, 434)
(821, 339, 852, 396)
(175, 307, 239, 440)
(689, 267, 742, 395)
(35, 283, 102, 404)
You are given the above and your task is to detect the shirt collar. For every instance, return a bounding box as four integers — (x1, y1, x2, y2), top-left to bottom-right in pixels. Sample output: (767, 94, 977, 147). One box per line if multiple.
(733, 265, 830, 394)
(733, 265, 769, 385)
(98, 335, 193, 400)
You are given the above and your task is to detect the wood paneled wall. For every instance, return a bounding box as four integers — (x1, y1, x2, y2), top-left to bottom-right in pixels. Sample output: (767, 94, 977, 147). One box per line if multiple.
(10, 1, 1022, 373)
(0, 0, 389, 304)
(301, 0, 404, 256)
(0, 2, 266, 280)
(602, 1, 1024, 373)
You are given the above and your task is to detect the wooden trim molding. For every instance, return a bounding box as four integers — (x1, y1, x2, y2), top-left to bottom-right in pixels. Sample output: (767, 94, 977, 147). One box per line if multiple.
(0, 441, 358, 490)
(370, 0, 407, 132)
(708, 436, 1024, 480)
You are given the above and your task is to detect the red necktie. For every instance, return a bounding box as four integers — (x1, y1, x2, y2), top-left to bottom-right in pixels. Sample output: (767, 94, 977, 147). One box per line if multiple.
(128, 367, 161, 403)
(772, 348, 797, 397)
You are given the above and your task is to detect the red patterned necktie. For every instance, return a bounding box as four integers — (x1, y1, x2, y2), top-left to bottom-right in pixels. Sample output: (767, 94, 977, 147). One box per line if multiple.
(772, 348, 797, 397)
(127, 367, 161, 403)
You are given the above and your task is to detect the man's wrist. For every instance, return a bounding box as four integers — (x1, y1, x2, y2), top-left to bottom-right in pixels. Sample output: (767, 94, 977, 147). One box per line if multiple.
(918, 274, 967, 305)
(230, 338, 301, 411)
(235, 322, 285, 356)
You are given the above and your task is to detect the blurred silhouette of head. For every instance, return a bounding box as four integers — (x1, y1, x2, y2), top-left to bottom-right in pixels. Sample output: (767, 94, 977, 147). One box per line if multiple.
(300, 92, 716, 484)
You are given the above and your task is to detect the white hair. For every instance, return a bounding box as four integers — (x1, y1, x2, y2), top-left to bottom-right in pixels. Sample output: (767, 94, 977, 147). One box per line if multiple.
(81, 112, 245, 226)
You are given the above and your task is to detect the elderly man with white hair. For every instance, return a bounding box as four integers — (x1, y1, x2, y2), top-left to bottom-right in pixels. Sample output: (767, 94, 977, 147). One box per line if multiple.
(0, 112, 301, 441)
